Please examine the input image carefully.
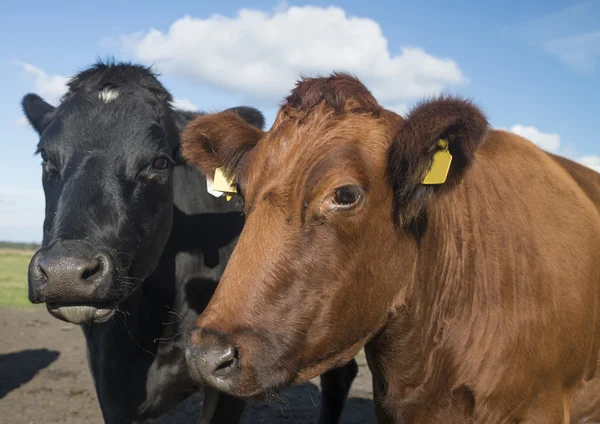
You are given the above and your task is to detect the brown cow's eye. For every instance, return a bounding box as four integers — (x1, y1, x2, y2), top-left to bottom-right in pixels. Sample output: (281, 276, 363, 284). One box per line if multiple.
(333, 187, 359, 205)
(234, 183, 243, 199)
(152, 157, 169, 170)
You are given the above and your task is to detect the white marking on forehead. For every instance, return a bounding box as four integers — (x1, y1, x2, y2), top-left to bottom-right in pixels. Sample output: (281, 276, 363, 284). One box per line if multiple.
(98, 88, 120, 103)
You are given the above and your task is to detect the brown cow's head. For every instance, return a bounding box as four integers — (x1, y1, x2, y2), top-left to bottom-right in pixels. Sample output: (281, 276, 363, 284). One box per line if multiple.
(181, 73, 488, 398)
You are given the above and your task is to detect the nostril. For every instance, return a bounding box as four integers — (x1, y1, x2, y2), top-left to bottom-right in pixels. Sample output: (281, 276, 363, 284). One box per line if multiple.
(214, 346, 239, 373)
(81, 259, 102, 281)
(186, 336, 241, 388)
(215, 346, 238, 372)
(216, 357, 235, 371)
(36, 259, 49, 283)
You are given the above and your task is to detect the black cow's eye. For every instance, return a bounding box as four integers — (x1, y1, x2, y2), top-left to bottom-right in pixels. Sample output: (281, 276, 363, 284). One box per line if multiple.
(39, 149, 58, 176)
(333, 186, 359, 205)
(43, 162, 56, 175)
(152, 157, 169, 170)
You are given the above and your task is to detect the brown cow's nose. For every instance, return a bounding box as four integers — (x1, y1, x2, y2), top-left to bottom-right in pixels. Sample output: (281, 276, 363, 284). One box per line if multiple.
(186, 330, 241, 391)
(29, 248, 114, 304)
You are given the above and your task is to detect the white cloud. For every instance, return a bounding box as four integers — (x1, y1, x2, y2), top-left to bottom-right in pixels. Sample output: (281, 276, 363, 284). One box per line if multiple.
(15, 61, 69, 105)
(509, 124, 561, 153)
(506, 124, 599, 174)
(513, 2, 600, 73)
(171, 98, 198, 111)
(578, 155, 600, 173)
(119, 6, 466, 105)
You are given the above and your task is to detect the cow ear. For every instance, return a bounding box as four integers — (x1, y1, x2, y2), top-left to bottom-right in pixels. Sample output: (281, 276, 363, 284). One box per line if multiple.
(22, 94, 56, 135)
(387, 96, 489, 227)
(181, 110, 264, 178)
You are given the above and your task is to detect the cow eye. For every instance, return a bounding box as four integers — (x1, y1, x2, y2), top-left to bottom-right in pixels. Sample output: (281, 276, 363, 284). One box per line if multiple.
(333, 186, 360, 206)
(152, 157, 169, 170)
(43, 162, 57, 175)
(234, 182, 243, 199)
(39, 149, 58, 176)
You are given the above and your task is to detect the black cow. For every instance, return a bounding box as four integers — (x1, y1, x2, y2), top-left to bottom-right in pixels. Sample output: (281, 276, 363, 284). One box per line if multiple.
(22, 60, 358, 424)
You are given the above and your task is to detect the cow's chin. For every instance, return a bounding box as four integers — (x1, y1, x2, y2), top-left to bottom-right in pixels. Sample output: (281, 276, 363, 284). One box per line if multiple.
(47, 303, 116, 325)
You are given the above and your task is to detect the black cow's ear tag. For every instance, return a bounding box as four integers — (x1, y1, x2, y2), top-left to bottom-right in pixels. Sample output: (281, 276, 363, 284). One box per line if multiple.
(208, 167, 237, 201)
(422, 139, 452, 185)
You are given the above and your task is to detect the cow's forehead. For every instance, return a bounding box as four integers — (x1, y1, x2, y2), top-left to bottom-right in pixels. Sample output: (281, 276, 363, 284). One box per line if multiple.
(240, 112, 391, 197)
(42, 93, 165, 152)
(259, 111, 388, 167)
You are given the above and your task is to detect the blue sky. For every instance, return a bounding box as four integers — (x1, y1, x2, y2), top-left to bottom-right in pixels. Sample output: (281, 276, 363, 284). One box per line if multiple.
(1, 0, 599, 242)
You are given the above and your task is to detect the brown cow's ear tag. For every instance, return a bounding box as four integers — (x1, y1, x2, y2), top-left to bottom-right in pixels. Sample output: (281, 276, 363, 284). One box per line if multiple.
(209, 167, 237, 201)
(422, 139, 452, 185)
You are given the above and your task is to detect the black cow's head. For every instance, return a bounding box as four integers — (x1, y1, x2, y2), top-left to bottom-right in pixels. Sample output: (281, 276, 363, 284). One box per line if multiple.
(23, 61, 264, 324)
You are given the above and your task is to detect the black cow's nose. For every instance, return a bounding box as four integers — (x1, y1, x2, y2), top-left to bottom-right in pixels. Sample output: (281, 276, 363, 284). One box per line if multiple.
(186, 331, 241, 390)
(38, 256, 103, 284)
(29, 248, 114, 303)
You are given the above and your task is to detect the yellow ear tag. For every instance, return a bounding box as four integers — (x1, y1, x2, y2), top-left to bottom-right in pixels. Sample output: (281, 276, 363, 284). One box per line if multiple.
(211, 167, 237, 201)
(422, 139, 452, 185)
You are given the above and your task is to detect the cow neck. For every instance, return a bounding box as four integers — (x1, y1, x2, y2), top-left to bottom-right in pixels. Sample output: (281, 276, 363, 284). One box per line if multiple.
(365, 181, 479, 419)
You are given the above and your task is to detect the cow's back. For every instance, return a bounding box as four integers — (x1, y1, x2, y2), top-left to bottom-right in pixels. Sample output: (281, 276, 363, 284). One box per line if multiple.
(439, 130, 600, 422)
(542, 153, 600, 423)
(548, 153, 600, 211)
(541, 156, 600, 422)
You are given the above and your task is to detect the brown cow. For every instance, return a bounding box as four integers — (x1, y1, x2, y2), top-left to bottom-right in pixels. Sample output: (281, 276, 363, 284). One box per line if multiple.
(181, 73, 600, 423)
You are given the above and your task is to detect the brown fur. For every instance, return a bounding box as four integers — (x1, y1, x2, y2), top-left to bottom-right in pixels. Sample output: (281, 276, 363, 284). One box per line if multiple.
(182, 73, 600, 423)
(284, 72, 381, 116)
(180, 110, 263, 178)
(388, 96, 489, 227)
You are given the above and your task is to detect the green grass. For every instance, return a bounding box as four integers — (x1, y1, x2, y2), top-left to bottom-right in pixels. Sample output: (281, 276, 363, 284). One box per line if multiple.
(0, 241, 40, 250)
(0, 250, 35, 307)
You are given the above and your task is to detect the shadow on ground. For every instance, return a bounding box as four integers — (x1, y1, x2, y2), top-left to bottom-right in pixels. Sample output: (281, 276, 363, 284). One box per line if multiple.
(0, 348, 60, 399)
(156, 381, 376, 424)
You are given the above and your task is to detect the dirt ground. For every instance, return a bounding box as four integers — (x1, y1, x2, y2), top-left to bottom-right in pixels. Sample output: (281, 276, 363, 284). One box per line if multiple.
(0, 307, 376, 423)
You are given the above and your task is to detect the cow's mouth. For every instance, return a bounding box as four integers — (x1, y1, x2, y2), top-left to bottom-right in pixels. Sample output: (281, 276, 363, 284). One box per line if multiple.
(46, 303, 116, 325)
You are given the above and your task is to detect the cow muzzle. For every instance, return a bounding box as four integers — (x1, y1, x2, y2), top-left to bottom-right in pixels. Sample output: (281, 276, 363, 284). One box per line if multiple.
(28, 240, 118, 324)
